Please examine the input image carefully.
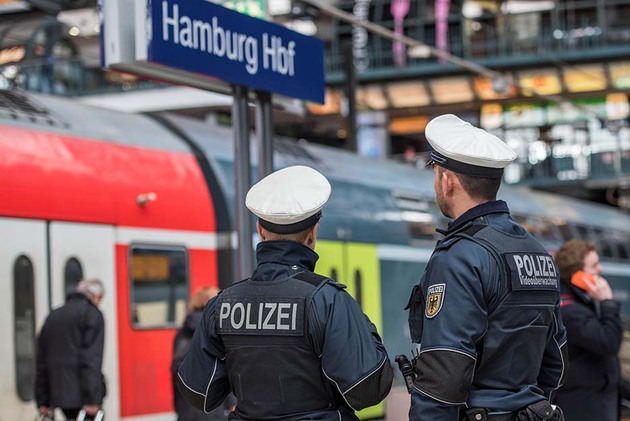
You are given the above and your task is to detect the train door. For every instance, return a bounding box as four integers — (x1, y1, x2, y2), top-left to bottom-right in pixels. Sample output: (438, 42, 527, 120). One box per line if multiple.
(49, 222, 119, 420)
(0, 218, 47, 420)
(315, 238, 383, 419)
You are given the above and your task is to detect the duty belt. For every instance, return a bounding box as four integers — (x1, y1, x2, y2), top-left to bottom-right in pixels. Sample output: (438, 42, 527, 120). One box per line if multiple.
(464, 408, 516, 421)
(463, 401, 560, 421)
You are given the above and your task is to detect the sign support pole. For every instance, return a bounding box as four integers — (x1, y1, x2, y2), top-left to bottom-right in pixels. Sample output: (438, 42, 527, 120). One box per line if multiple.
(232, 84, 254, 280)
(255, 90, 274, 180)
(343, 43, 357, 152)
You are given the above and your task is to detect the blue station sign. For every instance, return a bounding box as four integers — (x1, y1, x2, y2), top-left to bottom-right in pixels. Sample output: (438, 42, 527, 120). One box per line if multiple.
(147, 0, 325, 103)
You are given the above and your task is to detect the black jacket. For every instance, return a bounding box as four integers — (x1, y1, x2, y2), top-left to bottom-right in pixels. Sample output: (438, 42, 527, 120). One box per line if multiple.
(36, 293, 105, 409)
(172, 310, 235, 421)
(554, 281, 623, 421)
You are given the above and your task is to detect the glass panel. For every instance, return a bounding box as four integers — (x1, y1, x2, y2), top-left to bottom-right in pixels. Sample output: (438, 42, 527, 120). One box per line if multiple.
(357, 86, 389, 110)
(430, 77, 474, 104)
(388, 82, 431, 108)
(518, 69, 562, 96)
(564, 64, 607, 93)
(64, 257, 83, 299)
(130, 246, 188, 328)
(14, 255, 35, 402)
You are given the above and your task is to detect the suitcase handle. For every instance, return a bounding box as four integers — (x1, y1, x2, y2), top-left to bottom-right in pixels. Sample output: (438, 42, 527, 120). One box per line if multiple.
(77, 409, 104, 421)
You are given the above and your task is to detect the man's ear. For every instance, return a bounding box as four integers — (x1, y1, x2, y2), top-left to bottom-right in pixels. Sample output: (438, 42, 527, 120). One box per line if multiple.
(306, 223, 319, 248)
(442, 170, 457, 195)
(256, 221, 266, 241)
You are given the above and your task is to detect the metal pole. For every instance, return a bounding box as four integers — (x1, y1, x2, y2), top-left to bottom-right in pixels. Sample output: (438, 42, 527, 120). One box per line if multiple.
(342, 43, 357, 152)
(232, 84, 253, 281)
(255, 90, 274, 180)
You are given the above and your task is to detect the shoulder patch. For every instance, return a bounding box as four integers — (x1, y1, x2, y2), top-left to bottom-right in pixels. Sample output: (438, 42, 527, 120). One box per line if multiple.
(425, 283, 446, 318)
(505, 253, 559, 291)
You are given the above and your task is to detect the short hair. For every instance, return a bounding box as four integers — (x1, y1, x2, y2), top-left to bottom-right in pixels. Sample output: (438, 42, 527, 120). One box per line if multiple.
(554, 239, 597, 280)
(76, 278, 104, 300)
(455, 172, 501, 201)
(189, 286, 219, 311)
(261, 224, 316, 245)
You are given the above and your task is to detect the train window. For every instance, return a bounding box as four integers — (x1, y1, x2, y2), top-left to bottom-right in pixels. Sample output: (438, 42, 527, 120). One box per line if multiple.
(64, 257, 83, 299)
(619, 246, 629, 260)
(13, 255, 35, 402)
(604, 229, 630, 261)
(532, 218, 560, 242)
(593, 228, 615, 259)
(574, 225, 591, 240)
(557, 222, 573, 241)
(129, 245, 189, 328)
(392, 192, 436, 243)
(512, 215, 560, 243)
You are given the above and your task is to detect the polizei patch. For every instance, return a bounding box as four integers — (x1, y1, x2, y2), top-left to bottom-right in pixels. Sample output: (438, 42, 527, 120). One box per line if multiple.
(425, 283, 446, 318)
(506, 253, 559, 291)
(216, 297, 305, 336)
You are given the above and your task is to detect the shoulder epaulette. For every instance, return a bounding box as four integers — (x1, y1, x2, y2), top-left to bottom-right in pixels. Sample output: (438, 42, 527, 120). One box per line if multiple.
(219, 278, 249, 292)
(292, 272, 346, 290)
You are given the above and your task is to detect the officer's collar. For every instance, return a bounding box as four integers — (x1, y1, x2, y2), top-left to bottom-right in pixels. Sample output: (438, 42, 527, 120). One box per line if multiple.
(255, 240, 318, 272)
(438, 200, 509, 235)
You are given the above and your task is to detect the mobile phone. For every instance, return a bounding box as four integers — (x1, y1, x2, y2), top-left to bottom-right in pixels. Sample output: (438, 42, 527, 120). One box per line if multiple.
(571, 270, 595, 290)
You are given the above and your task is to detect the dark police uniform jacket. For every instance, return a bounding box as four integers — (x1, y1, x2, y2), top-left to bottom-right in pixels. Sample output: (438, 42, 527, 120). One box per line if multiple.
(177, 240, 393, 421)
(554, 281, 622, 421)
(406, 201, 568, 421)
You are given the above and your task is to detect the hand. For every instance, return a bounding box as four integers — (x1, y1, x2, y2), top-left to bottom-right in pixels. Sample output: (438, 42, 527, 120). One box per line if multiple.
(583, 275, 613, 301)
(39, 406, 53, 418)
(82, 404, 100, 416)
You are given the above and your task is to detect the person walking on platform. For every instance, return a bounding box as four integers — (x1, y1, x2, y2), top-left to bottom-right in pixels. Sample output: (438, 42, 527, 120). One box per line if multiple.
(36, 279, 106, 420)
(171, 286, 235, 421)
(405, 115, 568, 421)
(177, 165, 393, 421)
(553, 240, 623, 421)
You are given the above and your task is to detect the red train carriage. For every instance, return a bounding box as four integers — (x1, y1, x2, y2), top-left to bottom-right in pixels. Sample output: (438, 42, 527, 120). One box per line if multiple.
(0, 93, 221, 420)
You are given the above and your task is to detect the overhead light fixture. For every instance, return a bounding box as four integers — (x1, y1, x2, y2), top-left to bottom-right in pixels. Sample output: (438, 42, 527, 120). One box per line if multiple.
(501, 1, 555, 15)
(284, 19, 317, 36)
(268, 0, 292, 16)
(408, 45, 432, 59)
(462, 1, 483, 19)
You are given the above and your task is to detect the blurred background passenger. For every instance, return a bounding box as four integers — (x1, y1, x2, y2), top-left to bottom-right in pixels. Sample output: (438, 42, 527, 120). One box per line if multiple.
(171, 286, 235, 421)
(553, 240, 623, 421)
(36, 278, 106, 421)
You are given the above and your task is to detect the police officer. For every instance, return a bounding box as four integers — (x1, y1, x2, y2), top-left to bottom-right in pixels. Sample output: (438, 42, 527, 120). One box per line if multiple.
(177, 165, 393, 421)
(406, 115, 568, 421)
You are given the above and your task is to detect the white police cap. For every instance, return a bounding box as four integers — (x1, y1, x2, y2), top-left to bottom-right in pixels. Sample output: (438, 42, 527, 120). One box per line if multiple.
(425, 114, 517, 178)
(246, 165, 331, 234)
